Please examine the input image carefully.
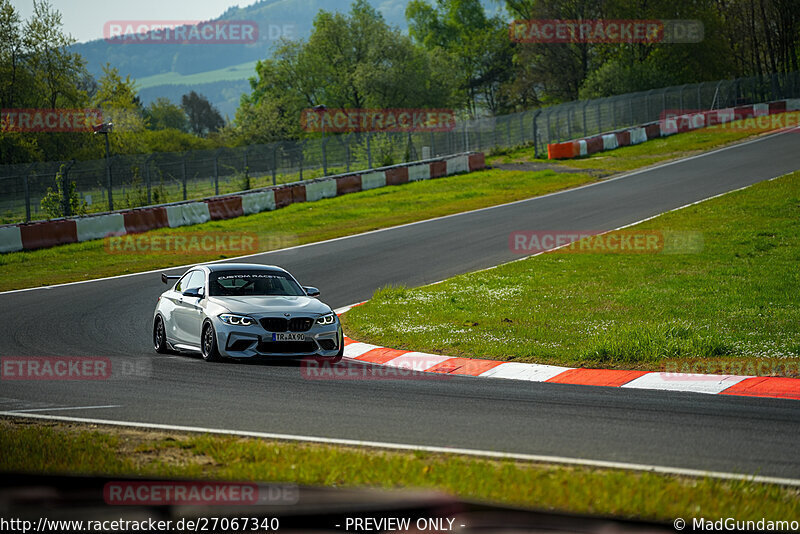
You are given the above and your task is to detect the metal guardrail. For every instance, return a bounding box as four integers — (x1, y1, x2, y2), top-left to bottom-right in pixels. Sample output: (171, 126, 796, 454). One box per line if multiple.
(1, 71, 798, 224)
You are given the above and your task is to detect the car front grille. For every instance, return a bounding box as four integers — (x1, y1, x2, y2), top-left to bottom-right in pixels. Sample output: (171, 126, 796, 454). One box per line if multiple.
(259, 317, 314, 332)
(257, 341, 317, 354)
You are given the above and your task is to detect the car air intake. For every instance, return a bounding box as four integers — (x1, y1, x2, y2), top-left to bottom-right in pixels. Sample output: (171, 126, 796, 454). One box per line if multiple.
(319, 339, 337, 351)
(227, 339, 255, 352)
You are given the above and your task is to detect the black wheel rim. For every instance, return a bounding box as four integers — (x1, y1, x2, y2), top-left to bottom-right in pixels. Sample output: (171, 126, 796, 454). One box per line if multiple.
(203, 326, 213, 356)
(154, 318, 164, 349)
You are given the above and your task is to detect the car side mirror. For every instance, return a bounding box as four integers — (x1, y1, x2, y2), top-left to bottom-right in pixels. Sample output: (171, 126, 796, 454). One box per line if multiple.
(183, 288, 203, 298)
(303, 286, 320, 297)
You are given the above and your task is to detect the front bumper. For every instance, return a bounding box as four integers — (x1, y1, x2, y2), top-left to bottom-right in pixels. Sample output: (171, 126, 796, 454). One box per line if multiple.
(213, 316, 343, 359)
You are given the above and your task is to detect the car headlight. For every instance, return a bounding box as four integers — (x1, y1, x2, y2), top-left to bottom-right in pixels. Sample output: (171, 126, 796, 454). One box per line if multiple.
(219, 314, 257, 326)
(316, 313, 336, 325)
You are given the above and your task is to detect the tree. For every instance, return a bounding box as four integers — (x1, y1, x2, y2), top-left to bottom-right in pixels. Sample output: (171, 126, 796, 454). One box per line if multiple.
(407, 0, 514, 115)
(0, 0, 92, 163)
(181, 91, 224, 137)
(0, 0, 26, 109)
(232, 0, 458, 144)
(23, 0, 87, 109)
(145, 97, 189, 132)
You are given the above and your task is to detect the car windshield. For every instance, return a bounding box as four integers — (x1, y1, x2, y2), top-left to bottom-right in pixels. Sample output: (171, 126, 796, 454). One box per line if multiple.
(209, 270, 305, 297)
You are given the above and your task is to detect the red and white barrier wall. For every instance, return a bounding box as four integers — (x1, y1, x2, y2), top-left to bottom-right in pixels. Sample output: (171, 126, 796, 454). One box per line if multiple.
(0, 152, 485, 254)
(547, 99, 800, 160)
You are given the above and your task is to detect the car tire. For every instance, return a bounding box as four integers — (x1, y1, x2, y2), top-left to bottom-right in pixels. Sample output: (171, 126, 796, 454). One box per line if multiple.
(153, 316, 170, 354)
(201, 321, 222, 362)
(328, 343, 345, 364)
(329, 350, 344, 364)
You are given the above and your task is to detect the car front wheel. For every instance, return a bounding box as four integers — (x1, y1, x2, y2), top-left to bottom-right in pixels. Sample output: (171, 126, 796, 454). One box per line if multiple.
(318, 342, 344, 364)
(201, 322, 222, 362)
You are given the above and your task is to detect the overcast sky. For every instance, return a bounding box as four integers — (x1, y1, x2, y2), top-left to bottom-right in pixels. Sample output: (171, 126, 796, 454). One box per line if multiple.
(11, 0, 250, 43)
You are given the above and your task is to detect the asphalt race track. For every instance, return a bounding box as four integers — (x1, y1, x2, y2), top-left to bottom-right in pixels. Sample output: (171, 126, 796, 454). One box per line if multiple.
(2, 130, 800, 479)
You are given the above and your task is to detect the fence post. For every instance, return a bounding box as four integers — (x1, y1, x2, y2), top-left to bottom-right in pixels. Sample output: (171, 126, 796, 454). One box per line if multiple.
(272, 145, 278, 185)
(582, 101, 588, 135)
(532, 109, 541, 159)
(597, 101, 602, 133)
(63, 160, 76, 217)
(321, 136, 328, 176)
(519, 112, 525, 143)
(106, 156, 113, 211)
(23, 174, 30, 222)
(145, 154, 153, 204)
(214, 149, 220, 195)
(566, 106, 572, 140)
(182, 154, 187, 200)
(545, 111, 551, 146)
(366, 132, 372, 168)
(299, 141, 305, 181)
(611, 99, 617, 130)
(345, 135, 351, 171)
(628, 97, 634, 125)
(60, 162, 69, 217)
(24, 162, 35, 222)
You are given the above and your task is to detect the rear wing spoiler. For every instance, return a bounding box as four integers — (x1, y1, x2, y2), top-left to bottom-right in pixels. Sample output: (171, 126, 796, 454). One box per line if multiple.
(161, 274, 181, 284)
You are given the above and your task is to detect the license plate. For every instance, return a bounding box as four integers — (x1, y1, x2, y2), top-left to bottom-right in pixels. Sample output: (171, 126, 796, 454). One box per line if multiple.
(272, 333, 307, 342)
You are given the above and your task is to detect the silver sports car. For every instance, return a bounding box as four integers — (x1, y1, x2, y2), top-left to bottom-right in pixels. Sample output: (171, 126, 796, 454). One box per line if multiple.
(153, 263, 343, 362)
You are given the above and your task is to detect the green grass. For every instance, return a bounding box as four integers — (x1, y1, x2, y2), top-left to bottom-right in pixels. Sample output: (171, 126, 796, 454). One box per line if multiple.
(0, 168, 596, 291)
(342, 171, 800, 372)
(135, 61, 258, 90)
(489, 111, 800, 173)
(3, 114, 795, 292)
(2, 418, 798, 521)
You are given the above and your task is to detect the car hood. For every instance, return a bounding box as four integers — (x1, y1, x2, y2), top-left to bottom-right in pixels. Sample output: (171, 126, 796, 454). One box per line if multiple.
(208, 295, 332, 316)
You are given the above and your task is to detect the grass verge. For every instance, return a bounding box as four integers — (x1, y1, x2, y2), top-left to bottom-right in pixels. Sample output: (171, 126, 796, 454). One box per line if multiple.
(2, 113, 795, 293)
(2, 418, 798, 521)
(342, 171, 800, 372)
(489, 111, 800, 173)
(0, 168, 595, 292)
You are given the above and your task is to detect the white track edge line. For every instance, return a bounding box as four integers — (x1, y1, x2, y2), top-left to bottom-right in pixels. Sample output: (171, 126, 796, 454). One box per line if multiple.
(7, 404, 121, 413)
(2, 411, 797, 487)
(1, 128, 792, 296)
